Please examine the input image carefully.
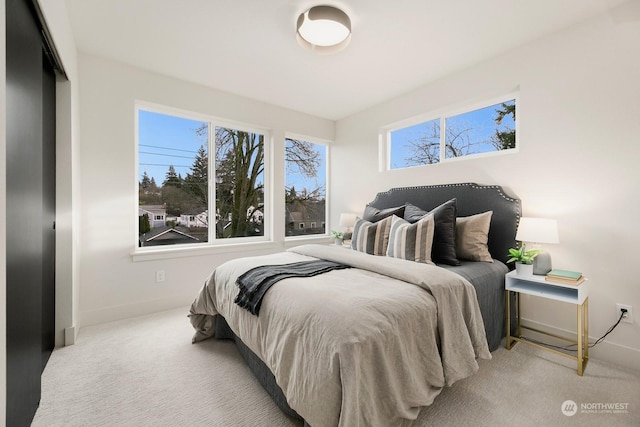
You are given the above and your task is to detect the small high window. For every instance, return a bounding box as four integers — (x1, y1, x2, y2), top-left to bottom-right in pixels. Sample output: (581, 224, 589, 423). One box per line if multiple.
(388, 97, 516, 169)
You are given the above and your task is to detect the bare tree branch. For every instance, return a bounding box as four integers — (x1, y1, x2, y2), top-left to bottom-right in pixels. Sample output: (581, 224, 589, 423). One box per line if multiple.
(285, 138, 320, 177)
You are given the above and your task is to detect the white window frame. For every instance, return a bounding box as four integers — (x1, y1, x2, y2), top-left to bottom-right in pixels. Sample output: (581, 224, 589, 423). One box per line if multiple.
(383, 93, 519, 170)
(134, 101, 272, 258)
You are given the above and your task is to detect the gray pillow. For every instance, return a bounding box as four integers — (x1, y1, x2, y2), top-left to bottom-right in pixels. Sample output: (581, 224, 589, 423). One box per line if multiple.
(456, 211, 494, 262)
(404, 199, 459, 266)
(351, 216, 393, 256)
(386, 214, 435, 264)
(362, 204, 406, 223)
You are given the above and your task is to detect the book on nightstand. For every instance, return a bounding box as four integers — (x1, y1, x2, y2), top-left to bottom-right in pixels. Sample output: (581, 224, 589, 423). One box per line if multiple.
(545, 269, 584, 285)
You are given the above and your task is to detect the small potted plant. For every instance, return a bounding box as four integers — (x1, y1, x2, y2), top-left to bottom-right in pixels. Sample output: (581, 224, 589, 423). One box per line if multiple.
(331, 230, 344, 246)
(507, 245, 541, 276)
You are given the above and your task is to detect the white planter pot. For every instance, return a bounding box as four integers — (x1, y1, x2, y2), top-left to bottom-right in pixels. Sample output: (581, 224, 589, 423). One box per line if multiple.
(334, 238, 343, 246)
(515, 262, 534, 276)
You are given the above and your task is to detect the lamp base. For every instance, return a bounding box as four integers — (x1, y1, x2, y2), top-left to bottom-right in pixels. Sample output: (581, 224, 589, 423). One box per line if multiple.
(533, 252, 552, 275)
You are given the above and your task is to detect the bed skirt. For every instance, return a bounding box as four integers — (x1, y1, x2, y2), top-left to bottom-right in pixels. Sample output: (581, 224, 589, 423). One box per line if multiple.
(214, 315, 305, 423)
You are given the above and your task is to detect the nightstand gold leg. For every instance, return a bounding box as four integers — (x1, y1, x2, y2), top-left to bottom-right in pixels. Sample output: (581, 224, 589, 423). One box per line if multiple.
(577, 303, 584, 376)
(505, 290, 512, 350)
(516, 292, 521, 337)
(584, 298, 589, 361)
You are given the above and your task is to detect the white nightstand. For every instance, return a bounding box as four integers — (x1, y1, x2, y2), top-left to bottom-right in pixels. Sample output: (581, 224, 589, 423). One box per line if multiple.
(505, 270, 589, 376)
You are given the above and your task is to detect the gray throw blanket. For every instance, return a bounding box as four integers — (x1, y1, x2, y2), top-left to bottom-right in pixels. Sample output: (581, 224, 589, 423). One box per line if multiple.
(234, 260, 351, 315)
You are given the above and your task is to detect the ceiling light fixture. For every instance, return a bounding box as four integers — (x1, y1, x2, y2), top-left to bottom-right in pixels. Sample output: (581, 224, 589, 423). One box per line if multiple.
(296, 5, 351, 54)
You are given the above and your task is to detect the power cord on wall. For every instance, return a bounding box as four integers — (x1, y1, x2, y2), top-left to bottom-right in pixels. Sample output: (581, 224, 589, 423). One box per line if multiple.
(521, 309, 626, 352)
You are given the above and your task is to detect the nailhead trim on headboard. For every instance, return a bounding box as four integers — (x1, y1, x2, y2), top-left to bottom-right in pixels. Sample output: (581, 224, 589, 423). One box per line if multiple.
(368, 182, 521, 265)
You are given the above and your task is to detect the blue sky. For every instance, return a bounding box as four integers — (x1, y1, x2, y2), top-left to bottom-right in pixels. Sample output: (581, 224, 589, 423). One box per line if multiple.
(390, 100, 515, 169)
(138, 110, 206, 184)
(139, 110, 326, 196)
(285, 139, 327, 198)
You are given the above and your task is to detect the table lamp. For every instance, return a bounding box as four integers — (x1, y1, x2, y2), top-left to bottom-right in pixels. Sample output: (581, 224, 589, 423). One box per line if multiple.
(515, 217, 559, 275)
(339, 213, 357, 239)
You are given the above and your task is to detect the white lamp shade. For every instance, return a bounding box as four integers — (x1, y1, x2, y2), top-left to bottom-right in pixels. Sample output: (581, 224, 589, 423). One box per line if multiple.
(516, 217, 559, 244)
(339, 213, 357, 228)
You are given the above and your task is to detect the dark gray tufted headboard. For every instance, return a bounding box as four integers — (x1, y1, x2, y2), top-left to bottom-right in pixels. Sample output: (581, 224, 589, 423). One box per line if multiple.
(368, 183, 521, 265)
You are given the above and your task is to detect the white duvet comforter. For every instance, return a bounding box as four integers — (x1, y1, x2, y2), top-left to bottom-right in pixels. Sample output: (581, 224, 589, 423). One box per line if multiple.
(189, 244, 490, 427)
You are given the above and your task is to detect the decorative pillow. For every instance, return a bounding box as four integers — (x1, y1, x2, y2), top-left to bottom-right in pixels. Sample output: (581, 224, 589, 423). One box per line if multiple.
(386, 214, 435, 264)
(351, 215, 393, 256)
(403, 199, 459, 265)
(362, 204, 406, 223)
(456, 211, 494, 262)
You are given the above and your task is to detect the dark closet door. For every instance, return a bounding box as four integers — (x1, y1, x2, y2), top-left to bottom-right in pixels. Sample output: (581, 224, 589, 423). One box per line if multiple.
(6, 0, 54, 425)
(42, 51, 57, 372)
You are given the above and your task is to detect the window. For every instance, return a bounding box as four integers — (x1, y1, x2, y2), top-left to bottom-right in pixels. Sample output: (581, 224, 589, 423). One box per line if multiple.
(285, 138, 327, 237)
(388, 98, 516, 169)
(137, 106, 268, 248)
(214, 126, 266, 239)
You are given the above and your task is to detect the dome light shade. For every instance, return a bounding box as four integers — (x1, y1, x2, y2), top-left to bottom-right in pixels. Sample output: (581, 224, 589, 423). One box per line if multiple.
(297, 6, 351, 53)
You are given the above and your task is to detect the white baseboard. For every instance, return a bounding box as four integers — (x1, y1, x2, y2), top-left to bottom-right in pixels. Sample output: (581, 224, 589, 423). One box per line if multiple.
(79, 294, 194, 329)
(64, 326, 76, 346)
(521, 318, 640, 372)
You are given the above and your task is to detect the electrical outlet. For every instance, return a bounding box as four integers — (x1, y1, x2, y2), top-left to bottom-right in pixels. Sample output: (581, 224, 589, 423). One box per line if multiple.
(156, 270, 165, 283)
(616, 304, 633, 324)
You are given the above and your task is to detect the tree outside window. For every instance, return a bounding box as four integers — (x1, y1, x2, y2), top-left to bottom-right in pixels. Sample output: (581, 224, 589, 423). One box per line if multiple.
(284, 138, 326, 237)
(389, 99, 516, 169)
(138, 108, 268, 247)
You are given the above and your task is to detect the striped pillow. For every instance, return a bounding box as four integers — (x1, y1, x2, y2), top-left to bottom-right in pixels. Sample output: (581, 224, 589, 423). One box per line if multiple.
(386, 214, 435, 264)
(351, 216, 393, 256)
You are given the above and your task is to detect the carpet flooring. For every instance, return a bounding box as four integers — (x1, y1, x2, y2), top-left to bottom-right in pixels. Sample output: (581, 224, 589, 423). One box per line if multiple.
(32, 307, 639, 426)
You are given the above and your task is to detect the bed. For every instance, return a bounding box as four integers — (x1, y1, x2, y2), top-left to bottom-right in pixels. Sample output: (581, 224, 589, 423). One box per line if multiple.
(189, 182, 521, 426)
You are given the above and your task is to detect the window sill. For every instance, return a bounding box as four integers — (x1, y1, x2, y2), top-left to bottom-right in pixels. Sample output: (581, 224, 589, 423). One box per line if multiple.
(132, 235, 334, 262)
(283, 235, 333, 248)
(131, 240, 279, 262)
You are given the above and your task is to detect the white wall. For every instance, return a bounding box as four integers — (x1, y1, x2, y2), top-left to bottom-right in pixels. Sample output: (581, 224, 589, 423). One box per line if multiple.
(77, 55, 334, 327)
(333, 12, 640, 371)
